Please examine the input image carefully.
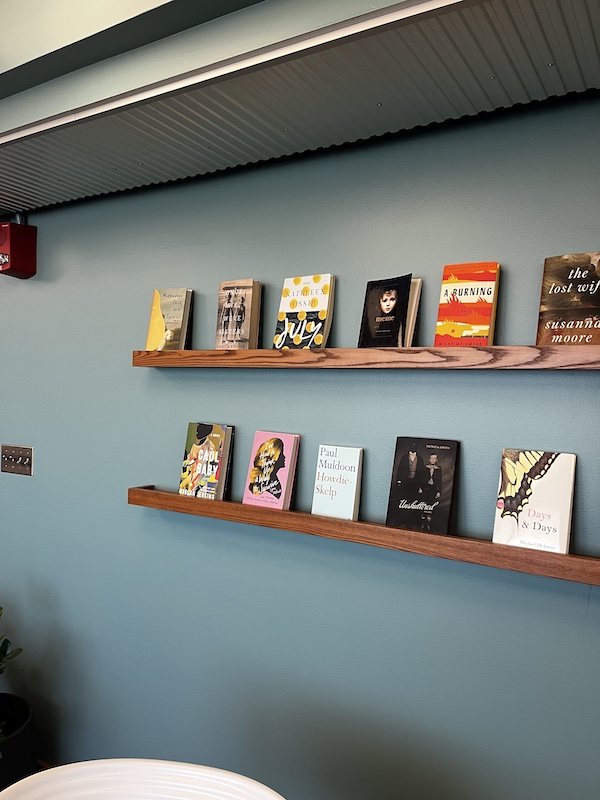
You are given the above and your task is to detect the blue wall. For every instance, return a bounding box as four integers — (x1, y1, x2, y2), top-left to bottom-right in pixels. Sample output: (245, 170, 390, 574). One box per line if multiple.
(1, 95, 599, 800)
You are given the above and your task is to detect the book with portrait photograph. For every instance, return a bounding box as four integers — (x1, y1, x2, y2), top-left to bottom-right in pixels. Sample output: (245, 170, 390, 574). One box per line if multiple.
(386, 437, 459, 535)
(215, 278, 262, 350)
(358, 274, 412, 347)
(242, 430, 300, 510)
(145, 288, 193, 350)
(178, 422, 235, 501)
(272, 274, 335, 349)
(311, 444, 363, 521)
(434, 262, 500, 346)
(536, 251, 600, 345)
(492, 449, 576, 554)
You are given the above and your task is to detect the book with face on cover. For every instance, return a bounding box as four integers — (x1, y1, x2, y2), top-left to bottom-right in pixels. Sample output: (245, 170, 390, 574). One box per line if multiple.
(242, 431, 300, 510)
(536, 251, 600, 345)
(215, 278, 262, 350)
(434, 262, 500, 346)
(178, 422, 235, 501)
(492, 449, 576, 554)
(358, 274, 412, 347)
(311, 445, 363, 520)
(145, 288, 193, 350)
(272, 274, 335, 349)
(386, 437, 459, 535)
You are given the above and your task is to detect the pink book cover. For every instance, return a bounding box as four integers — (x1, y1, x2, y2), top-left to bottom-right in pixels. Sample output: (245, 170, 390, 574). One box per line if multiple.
(242, 431, 299, 510)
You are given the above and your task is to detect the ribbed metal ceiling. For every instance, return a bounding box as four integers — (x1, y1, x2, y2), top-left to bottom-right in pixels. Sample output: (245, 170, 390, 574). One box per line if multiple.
(0, 0, 598, 213)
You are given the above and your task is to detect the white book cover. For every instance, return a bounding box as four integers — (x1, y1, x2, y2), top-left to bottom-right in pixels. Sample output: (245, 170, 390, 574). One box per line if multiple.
(492, 450, 576, 554)
(311, 445, 363, 520)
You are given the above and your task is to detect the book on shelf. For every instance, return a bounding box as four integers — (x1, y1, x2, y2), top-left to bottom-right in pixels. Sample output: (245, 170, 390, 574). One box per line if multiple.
(242, 431, 300, 510)
(272, 274, 335, 349)
(145, 288, 193, 351)
(405, 277, 422, 346)
(536, 251, 600, 345)
(215, 278, 262, 350)
(492, 449, 576, 554)
(358, 274, 412, 347)
(179, 422, 235, 500)
(310, 444, 363, 520)
(434, 262, 500, 346)
(386, 437, 459, 535)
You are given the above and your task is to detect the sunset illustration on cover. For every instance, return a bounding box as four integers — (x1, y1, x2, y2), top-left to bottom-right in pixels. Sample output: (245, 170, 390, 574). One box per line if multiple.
(434, 262, 500, 346)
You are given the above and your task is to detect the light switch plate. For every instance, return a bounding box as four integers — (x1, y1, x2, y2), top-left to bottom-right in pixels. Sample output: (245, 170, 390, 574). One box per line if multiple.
(1, 445, 34, 476)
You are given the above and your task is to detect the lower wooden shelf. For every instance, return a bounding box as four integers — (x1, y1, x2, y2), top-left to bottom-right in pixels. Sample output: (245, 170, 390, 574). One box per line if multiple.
(128, 486, 600, 586)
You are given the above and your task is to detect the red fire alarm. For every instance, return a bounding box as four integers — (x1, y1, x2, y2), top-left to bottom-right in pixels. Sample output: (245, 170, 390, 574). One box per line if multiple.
(0, 221, 37, 279)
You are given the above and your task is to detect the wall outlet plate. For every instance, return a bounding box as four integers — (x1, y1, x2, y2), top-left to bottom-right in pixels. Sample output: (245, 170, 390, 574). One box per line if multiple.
(1, 445, 34, 476)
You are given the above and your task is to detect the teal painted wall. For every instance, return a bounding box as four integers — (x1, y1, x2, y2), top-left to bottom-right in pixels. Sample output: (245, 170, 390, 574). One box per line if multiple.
(1, 95, 600, 800)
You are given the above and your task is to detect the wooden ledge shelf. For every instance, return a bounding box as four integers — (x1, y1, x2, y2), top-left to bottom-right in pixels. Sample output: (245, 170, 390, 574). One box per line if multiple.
(132, 345, 600, 370)
(128, 486, 600, 586)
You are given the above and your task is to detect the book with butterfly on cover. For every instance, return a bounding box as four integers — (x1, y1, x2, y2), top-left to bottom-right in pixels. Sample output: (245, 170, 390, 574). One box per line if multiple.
(272, 274, 335, 349)
(215, 278, 262, 350)
(386, 437, 459, 535)
(178, 422, 235, 501)
(492, 449, 576, 554)
(536, 251, 600, 345)
(358, 274, 412, 347)
(434, 262, 500, 346)
(242, 431, 300, 510)
(145, 288, 193, 350)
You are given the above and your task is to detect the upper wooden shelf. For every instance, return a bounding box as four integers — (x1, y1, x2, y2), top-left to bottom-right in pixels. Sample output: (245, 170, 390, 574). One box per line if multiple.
(128, 486, 600, 586)
(132, 345, 600, 370)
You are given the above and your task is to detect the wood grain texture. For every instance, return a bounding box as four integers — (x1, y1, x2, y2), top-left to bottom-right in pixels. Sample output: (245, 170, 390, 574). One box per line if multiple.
(128, 487, 600, 586)
(132, 345, 600, 370)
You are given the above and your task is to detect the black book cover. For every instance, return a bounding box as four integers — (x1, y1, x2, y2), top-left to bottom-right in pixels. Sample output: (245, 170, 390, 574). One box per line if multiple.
(358, 274, 412, 347)
(386, 437, 459, 535)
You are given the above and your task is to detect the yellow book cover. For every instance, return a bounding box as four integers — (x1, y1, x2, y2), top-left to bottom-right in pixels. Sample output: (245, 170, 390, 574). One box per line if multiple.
(145, 288, 192, 350)
(272, 274, 335, 349)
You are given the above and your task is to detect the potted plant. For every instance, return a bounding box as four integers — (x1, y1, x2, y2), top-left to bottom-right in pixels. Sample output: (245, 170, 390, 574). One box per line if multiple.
(0, 606, 37, 790)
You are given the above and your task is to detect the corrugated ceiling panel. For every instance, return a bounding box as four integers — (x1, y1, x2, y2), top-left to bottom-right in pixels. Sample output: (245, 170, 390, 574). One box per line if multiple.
(0, 0, 598, 213)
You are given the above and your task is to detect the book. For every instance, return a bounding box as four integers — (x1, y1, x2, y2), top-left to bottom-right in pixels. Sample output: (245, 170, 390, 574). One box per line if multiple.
(434, 262, 500, 346)
(536, 251, 600, 345)
(358, 274, 412, 347)
(215, 278, 262, 349)
(405, 277, 423, 346)
(242, 431, 300, 510)
(272, 274, 335, 349)
(310, 444, 363, 520)
(178, 422, 235, 500)
(386, 437, 459, 534)
(145, 288, 193, 350)
(492, 450, 576, 554)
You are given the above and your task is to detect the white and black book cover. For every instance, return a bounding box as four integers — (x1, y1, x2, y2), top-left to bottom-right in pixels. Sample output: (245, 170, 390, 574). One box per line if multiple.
(492, 449, 576, 554)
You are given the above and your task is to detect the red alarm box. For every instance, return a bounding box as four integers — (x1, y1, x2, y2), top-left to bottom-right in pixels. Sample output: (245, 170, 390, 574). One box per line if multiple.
(0, 222, 37, 279)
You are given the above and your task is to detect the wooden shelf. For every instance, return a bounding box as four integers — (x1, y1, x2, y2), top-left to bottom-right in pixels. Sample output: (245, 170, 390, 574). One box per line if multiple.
(132, 345, 600, 370)
(128, 486, 600, 586)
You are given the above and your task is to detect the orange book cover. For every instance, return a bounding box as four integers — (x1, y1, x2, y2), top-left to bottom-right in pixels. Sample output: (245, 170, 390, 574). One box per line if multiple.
(434, 262, 500, 346)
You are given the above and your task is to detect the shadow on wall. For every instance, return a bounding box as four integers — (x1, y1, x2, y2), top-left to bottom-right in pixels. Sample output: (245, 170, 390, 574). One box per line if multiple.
(5, 587, 73, 767)
(235, 676, 479, 800)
